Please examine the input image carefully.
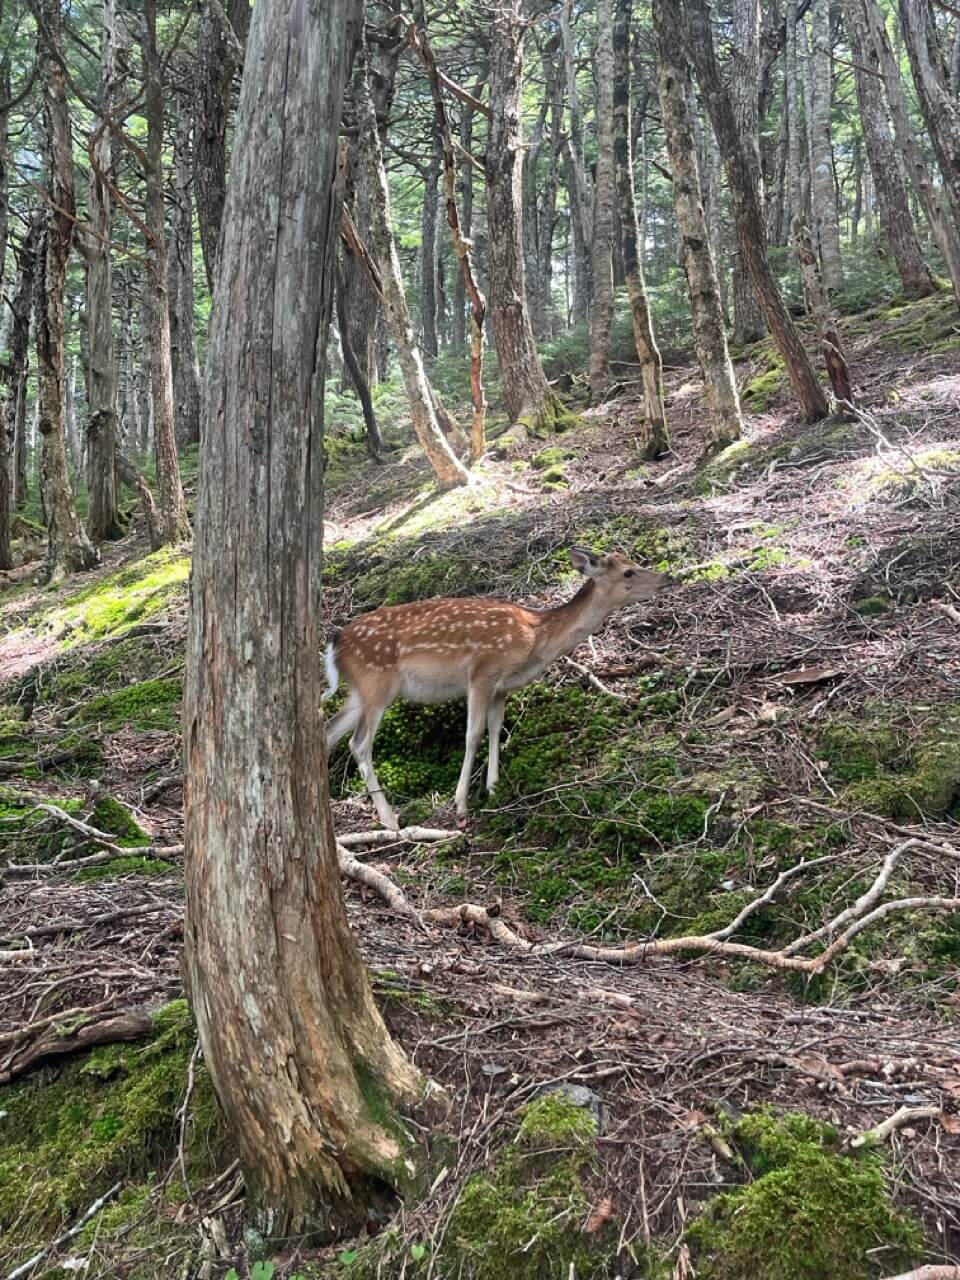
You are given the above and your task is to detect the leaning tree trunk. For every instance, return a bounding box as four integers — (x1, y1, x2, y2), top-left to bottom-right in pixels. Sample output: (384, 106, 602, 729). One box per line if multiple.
(143, 0, 191, 544)
(863, 0, 960, 299)
(35, 0, 97, 582)
(653, 0, 743, 446)
(85, 0, 123, 544)
(356, 57, 469, 489)
(682, 0, 830, 421)
(843, 0, 936, 298)
(194, 0, 249, 292)
(613, 0, 668, 455)
(183, 0, 429, 1241)
(487, 0, 563, 428)
(589, 0, 616, 399)
(731, 0, 766, 343)
(170, 88, 203, 448)
(897, 0, 960, 290)
(810, 0, 844, 290)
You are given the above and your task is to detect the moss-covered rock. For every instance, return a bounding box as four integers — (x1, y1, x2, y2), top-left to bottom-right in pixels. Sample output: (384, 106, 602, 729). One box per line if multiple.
(687, 1109, 923, 1280)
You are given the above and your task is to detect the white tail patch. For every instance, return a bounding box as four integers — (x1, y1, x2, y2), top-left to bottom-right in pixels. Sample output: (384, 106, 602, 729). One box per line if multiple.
(322, 642, 340, 701)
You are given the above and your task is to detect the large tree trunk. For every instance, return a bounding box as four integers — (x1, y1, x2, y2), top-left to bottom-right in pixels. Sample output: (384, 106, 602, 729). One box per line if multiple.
(654, 0, 743, 446)
(810, 0, 844, 290)
(589, 0, 616, 399)
(7, 215, 39, 519)
(183, 0, 428, 1241)
(682, 0, 830, 421)
(487, 1, 562, 428)
(35, 0, 97, 583)
(194, 0, 249, 292)
(143, 0, 191, 543)
(356, 58, 469, 489)
(169, 89, 203, 448)
(731, 0, 766, 343)
(843, 0, 936, 298)
(896, 0, 960, 292)
(613, 0, 667, 455)
(85, 0, 123, 544)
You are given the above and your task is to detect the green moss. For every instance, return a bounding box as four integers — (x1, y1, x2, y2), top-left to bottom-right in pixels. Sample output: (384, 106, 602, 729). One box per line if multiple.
(687, 1109, 923, 1280)
(695, 439, 761, 493)
(819, 720, 901, 783)
(0, 1000, 226, 1257)
(443, 1095, 612, 1280)
(531, 446, 573, 470)
(875, 294, 960, 355)
(74, 677, 183, 733)
(852, 594, 891, 616)
(864, 448, 960, 501)
(540, 465, 570, 489)
(32, 547, 190, 646)
(742, 362, 785, 411)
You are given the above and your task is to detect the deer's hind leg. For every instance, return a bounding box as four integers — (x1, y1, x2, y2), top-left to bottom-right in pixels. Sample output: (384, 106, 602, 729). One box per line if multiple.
(324, 689, 362, 754)
(350, 701, 398, 831)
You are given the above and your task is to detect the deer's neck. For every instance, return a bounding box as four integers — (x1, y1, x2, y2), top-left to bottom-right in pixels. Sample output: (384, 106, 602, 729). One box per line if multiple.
(533, 580, 615, 665)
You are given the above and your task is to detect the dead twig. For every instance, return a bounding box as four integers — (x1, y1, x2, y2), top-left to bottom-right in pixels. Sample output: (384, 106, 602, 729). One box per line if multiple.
(850, 1104, 940, 1148)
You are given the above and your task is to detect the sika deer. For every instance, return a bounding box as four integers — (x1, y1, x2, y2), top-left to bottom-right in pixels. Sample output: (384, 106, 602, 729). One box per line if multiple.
(323, 547, 671, 828)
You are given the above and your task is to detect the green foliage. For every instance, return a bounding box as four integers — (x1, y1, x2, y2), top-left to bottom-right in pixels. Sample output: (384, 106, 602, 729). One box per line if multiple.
(687, 1109, 923, 1280)
(0, 1001, 225, 1258)
(443, 1095, 613, 1280)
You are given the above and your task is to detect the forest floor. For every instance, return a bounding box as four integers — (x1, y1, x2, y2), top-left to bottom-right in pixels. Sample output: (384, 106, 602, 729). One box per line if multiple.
(2, 291, 960, 1279)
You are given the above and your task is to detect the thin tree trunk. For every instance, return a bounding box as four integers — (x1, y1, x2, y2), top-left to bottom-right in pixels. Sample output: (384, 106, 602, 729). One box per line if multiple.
(7, 216, 39, 519)
(810, 0, 844, 289)
(335, 260, 383, 460)
(356, 57, 469, 488)
(170, 89, 203, 448)
(419, 139, 440, 358)
(410, 8, 488, 461)
(194, 0, 249, 293)
(793, 217, 854, 407)
(654, 0, 743, 445)
(36, 0, 98, 582)
(785, 0, 804, 227)
(538, 53, 563, 339)
(561, 0, 593, 316)
(184, 0, 428, 1238)
(589, 0, 617, 399)
(486, 1, 562, 428)
(64, 354, 81, 472)
(84, 0, 123, 544)
(0, 39, 10, 568)
(843, 0, 936, 298)
(682, 0, 830, 421)
(614, 0, 668, 454)
(731, 0, 766, 342)
(452, 88, 478, 349)
(883, 0, 960, 298)
(116, 449, 161, 550)
(143, 0, 191, 543)
(899, 0, 960, 241)
(522, 98, 548, 340)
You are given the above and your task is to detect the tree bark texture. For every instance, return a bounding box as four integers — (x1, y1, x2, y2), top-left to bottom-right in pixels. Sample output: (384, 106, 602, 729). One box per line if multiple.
(35, 0, 98, 582)
(793, 217, 855, 409)
(419, 138, 440, 358)
(843, 0, 936, 298)
(654, 0, 743, 445)
(785, 0, 804, 229)
(356, 57, 469, 488)
(169, 90, 203, 448)
(731, 0, 767, 343)
(810, 0, 844, 290)
(614, 0, 668, 455)
(682, 0, 830, 421)
(0, 43, 10, 568)
(183, 0, 427, 1241)
(194, 0, 249, 293)
(486, 2, 561, 428)
(84, 0, 123, 544)
(143, 0, 191, 544)
(897, 0, 960, 292)
(589, 0, 616, 399)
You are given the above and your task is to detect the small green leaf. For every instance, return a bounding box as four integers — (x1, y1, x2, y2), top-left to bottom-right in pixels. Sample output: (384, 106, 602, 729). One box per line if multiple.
(411, 1243, 427, 1262)
(338, 1249, 360, 1265)
(251, 1264, 276, 1280)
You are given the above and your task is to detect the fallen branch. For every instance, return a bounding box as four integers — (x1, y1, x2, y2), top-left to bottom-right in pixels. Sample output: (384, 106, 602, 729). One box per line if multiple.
(850, 1104, 940, 1149)
(336, 826, 459, 849)
(5, 1180, 123, 1280)
(337, 844, 424, 927)
(881, 1268, 960, 1280)
(0, 1011, 154, 1084)
(562, 655, 628, 700)
(424, 902, 532, 952)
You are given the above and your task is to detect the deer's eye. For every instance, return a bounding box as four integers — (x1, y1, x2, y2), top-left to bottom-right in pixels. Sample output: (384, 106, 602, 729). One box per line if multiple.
(624, 570, 635, 578)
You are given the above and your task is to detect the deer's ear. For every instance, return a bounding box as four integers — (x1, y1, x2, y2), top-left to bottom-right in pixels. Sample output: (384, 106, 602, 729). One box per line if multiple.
(569, 547, 603, 577)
